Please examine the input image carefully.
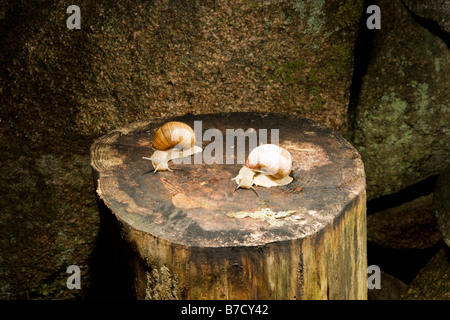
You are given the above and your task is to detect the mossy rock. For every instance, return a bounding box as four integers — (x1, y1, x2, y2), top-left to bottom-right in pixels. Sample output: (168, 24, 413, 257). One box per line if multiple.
(402, 248, 450, 300)
(2, 0, 363, 146)
(403, 0, 450, 34)
(352, 0, 450, 200)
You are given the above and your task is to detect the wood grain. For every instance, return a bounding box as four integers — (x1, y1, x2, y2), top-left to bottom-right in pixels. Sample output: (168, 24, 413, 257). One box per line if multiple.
(91, 113, 367, 299)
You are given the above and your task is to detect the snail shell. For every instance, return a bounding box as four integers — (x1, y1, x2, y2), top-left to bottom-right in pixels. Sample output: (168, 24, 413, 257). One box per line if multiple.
(143, 121, 202, 172)
(152, 121, 195, 151)
(245, 144, 292, 179)
(232, 144, 293, 190)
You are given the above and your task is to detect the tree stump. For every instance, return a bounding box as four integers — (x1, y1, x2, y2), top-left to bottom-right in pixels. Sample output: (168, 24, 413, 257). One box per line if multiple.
(90, 113, 367, 300)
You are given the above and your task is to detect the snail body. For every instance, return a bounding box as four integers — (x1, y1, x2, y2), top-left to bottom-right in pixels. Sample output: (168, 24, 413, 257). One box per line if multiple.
(232, 144, 293, 190)
(143, 121, 202, 172)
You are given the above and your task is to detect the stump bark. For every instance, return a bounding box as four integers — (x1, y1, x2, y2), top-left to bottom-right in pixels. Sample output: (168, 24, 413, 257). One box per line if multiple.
(90, 113, 367, 300)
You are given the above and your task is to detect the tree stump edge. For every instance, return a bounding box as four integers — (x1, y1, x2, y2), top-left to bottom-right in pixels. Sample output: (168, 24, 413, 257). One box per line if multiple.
(90, 113, 367, 300)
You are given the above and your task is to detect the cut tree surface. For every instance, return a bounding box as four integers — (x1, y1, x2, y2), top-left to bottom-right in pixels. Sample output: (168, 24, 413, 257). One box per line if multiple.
(91, 113, 367, 299)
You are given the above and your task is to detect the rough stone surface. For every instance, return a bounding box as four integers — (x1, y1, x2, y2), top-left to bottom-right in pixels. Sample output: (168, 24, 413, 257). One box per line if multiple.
(2, 0, 363, 144)
(351, 0, 450, 200)
(433, 165, 450, 247)
(402, 247, 450, 300)
(367, 194, 443, 250)
(0, 150, 99, 299)
(368, 271, 408, 300)
(403, 0, 450, 34)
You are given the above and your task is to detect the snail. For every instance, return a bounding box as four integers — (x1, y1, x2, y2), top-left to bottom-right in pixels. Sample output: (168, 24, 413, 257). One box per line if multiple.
(232, 144, 293, 192)
(143, 121, 202, 172)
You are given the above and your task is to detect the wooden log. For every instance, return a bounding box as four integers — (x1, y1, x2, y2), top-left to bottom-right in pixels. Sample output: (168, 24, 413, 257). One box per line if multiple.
(90, 113, 367, 300)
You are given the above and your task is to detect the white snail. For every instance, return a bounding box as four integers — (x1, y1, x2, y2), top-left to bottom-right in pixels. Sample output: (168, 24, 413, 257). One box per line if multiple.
(232, 144, 293, 191)
(143, 121, 202, 172)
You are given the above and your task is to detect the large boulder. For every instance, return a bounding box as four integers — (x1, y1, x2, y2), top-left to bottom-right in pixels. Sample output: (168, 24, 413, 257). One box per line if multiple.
(367, 194, 442, 250)
(0, 152, 99, 299)
(351, 0, 450, 200)
(2, 0, 364, 145)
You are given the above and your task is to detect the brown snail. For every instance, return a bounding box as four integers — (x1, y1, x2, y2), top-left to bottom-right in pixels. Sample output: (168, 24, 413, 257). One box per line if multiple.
(232, 144, 293, 192)
(143, 121, 202, 172)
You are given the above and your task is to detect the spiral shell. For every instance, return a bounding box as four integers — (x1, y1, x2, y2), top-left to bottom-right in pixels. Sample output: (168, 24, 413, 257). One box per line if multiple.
(245, 144, 292, 179)
(232, 144, 293, 190)
(152, 121, 196, 151)
(143, 121, 201, 172)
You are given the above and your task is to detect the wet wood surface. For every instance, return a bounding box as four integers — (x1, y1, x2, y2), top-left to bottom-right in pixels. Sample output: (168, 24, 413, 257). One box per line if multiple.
(91, 112, 367, 299)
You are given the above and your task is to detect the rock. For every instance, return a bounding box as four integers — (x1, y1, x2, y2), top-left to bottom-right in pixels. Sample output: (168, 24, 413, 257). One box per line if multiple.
(367, 194, 443, 250)
(403, 0, 450, 34)
(433, 165, 450, 247)
(2, 0, 363, 146)
(351, 0, 450, 200)
(0, 150, 99, 299)
(402, 247, 450, 300)
(368, 271, 408, 300)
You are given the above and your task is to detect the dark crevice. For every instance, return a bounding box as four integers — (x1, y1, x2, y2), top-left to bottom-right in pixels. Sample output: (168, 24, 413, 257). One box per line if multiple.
(368, 242, 445, 284)
(367, 175, 438, 215)
(367, 173, 442, 286)
(348, 0, 379, 139)
(85, 198, 136, 300)
(400, 0, 450, 49)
